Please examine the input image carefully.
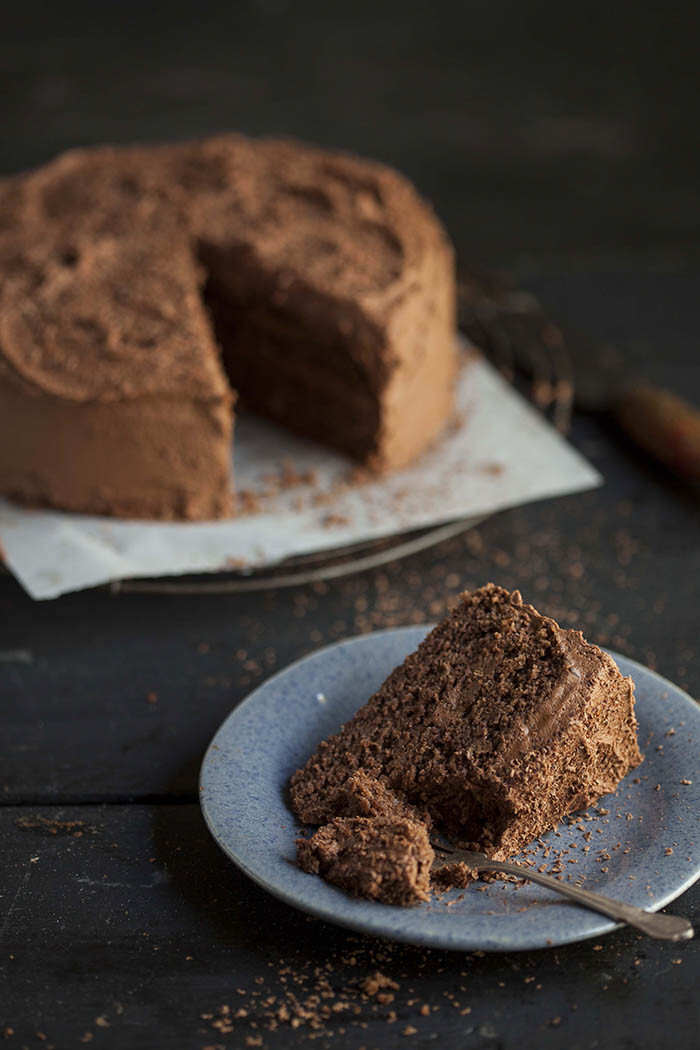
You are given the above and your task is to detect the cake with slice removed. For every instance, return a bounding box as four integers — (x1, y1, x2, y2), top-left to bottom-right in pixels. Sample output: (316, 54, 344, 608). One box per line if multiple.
(0, 134, 456, 519)
(291, 583, 642, 903)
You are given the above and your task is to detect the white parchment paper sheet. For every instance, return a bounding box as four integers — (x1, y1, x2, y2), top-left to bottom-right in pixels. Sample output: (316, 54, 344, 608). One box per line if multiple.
(0, 353, 600, 599)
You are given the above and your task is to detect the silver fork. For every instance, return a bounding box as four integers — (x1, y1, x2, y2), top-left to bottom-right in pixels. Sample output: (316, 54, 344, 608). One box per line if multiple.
(430, 836, 694, 942)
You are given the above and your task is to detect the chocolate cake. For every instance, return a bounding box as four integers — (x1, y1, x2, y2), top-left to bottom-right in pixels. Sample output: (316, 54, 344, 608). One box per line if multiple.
(0, 135, 456, 519)
(291, 584, 642, 904)
(297, 817, 434, 906)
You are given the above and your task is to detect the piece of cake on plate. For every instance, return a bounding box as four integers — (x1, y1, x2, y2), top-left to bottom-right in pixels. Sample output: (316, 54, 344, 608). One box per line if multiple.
(291, 584, 642, 904)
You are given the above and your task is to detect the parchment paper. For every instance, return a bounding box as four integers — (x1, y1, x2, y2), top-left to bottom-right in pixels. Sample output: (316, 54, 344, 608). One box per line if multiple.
(0, 352, 601, 599)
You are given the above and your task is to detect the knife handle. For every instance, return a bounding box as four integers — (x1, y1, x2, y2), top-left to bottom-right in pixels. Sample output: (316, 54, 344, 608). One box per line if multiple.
(615, 383, 700, 485)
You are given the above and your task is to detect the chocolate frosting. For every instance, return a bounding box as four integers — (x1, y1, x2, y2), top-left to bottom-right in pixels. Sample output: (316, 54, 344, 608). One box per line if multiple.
(0, 135, 451, 400)
(487, 596, 602, 766)
(0, 235, 228, 402)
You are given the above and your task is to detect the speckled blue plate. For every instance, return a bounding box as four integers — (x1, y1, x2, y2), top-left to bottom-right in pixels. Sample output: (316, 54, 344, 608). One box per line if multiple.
(200, 627, 700, 951)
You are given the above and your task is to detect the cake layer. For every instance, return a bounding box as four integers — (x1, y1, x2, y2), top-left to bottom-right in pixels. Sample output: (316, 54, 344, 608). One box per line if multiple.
(207, 278, 455, 469)
(0, 234, 229, 404)
(204, 286, 383, 463)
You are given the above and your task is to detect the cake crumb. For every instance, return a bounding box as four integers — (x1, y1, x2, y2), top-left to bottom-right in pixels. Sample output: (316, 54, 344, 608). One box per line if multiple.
(362, 972, 399, 998)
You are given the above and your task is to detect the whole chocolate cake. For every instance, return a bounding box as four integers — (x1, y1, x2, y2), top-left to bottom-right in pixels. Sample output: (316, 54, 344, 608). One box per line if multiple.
(291, 584, 642, 904)
(0, 135, 456, 519)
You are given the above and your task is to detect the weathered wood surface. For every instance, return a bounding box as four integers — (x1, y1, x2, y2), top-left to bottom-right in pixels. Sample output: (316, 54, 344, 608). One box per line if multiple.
(2, 805, 699, 1049)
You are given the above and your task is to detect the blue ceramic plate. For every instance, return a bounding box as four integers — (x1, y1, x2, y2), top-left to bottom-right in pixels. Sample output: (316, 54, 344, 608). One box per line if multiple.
(200, 627, 700, 951)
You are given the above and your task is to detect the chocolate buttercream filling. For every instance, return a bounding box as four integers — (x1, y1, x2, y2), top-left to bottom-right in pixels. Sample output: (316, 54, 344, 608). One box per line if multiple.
(497, 660, 588, 766)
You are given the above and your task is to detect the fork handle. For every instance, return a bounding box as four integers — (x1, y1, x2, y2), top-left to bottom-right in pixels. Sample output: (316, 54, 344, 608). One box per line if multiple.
(478, 861, 693, 941)
(615, 383, 700, 485)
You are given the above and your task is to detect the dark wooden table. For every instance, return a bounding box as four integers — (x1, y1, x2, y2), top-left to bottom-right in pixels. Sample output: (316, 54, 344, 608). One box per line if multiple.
(2, 4, 699, 1047)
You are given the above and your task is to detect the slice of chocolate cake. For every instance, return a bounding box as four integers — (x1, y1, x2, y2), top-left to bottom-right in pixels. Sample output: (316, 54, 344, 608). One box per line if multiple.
(291, 584, 642, 903)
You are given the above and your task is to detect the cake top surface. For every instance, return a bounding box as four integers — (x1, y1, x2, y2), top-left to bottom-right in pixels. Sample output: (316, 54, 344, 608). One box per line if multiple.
(0, 134, 451, 401)
(7, 136, 434, 271)
(0, 233, 229, 402)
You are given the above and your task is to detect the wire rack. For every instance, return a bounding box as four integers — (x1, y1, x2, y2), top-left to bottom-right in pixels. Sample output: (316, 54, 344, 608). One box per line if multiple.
(457, 267, 574, 434)
(111, 268, 574, 595)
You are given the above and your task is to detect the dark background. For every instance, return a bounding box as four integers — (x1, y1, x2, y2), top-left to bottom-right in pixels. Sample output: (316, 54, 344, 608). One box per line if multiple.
(4, 1, 700, 266)
(2, 3, 699, 1048)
